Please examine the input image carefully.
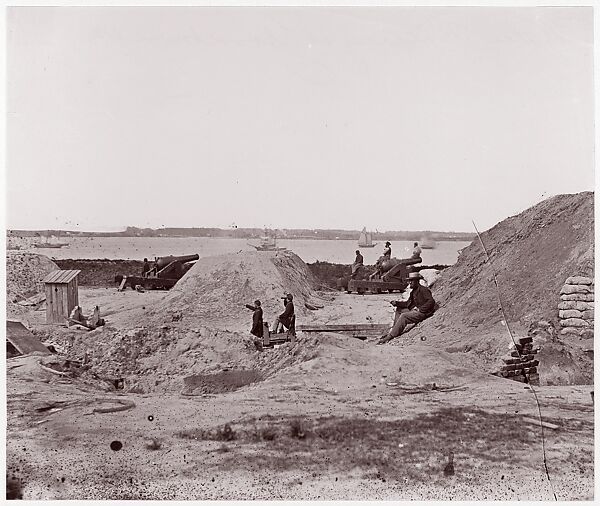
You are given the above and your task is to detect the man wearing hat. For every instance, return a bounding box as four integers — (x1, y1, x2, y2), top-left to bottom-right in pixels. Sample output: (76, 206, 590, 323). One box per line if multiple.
(273, 293, 295, 336)
(245, 300, 264, 338)
(383, 241, 392, 260)
(378, 271, 436, 344)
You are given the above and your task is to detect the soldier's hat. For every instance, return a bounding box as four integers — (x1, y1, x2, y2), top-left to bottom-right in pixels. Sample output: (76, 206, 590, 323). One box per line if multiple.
(407, 272, 423, 280)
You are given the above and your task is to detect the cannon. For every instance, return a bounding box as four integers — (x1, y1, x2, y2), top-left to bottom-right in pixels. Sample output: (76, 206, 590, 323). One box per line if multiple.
(345, 256, 422, 294)
(116, 254, 199, 291)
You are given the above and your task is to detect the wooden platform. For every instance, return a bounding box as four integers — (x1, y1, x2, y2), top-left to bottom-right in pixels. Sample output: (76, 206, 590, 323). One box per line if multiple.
(347, 279, 407, 294)
(6, 320, 51, 356)
(297, 323, 389, 340)
(118, 276, 178, 291)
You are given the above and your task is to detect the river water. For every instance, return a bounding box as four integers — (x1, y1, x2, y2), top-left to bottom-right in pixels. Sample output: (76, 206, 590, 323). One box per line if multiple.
(18, 236, 472, 265)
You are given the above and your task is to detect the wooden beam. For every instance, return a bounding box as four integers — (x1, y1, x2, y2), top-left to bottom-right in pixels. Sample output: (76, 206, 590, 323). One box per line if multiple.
(522, 417, 559, 430)
(297, 324, 389, 332)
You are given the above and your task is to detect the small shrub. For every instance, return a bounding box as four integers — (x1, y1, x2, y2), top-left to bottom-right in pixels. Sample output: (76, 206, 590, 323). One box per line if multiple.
(216, 423, 236, 441)
(289, 419, 306, 439)
(260, 427, 277, 441)
(145, 438, 162, 450)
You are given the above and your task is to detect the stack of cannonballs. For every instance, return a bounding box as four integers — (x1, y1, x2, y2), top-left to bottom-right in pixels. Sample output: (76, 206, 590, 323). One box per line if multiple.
(494, 336, 540, 385)
(559, 276, 594, 339)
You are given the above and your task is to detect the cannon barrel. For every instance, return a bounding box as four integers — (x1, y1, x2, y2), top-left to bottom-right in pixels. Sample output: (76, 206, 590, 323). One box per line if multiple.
(155, 254, 199, 270)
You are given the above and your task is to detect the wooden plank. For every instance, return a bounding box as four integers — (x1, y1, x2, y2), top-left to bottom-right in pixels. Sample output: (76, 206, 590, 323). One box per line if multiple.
(73, 277, 79, 307)
(522, 417, 559, 430)
(298, 324, 389, 332)
(118, 276, 128, 292)
(45, 284, 52, 324)
(17, 292, 46, 306)
(56, 286, 65, 323)
(62, 286, 69, 321)
(67, 282, 74, 314)
(52, 286, 60, 323)
(6, 320, 51, 355)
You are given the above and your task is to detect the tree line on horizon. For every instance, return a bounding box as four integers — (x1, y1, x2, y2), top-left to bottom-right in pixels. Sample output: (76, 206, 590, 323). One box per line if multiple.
(8, 226, 475, 241)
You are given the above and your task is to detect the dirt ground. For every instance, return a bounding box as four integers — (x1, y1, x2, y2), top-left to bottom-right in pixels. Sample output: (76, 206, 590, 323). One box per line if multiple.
(6, 190, 595, 499)
(6, 285, 594, 500)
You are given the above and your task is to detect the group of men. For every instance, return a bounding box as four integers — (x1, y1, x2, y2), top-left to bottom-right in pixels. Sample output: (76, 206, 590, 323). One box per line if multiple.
(245, 293, 296, 339)
(353, 240, 423, 277)
(353, 240, 435, 344)
(245, 239, 435, 346)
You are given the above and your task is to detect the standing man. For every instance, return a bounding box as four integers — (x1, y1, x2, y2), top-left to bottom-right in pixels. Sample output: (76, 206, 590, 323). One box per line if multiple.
(412, 242, 422, 259)
(383, 241, 392, 259)
(245, 300, 264, 338)
(378, 272, 436, 344)
(273, 293, 295, 335)
(351, 250, 364, 278)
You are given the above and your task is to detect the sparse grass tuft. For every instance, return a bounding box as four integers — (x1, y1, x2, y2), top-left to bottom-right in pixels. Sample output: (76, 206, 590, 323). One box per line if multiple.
(145, 438, 162, 450)
(216, 423, 237, 441)
(289, 419, 306, 439)
(260, 426, 277, 441)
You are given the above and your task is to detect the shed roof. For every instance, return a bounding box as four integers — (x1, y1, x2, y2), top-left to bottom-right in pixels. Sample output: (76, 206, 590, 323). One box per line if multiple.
(42, 270, 81, 284)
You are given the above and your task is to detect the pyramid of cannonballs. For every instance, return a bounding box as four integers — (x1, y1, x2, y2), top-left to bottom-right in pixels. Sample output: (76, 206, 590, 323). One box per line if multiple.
(559, 276, 594, 339)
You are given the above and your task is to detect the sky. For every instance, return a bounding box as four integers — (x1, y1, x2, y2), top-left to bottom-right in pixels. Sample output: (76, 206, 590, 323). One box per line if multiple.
(5, 6, 595, 233)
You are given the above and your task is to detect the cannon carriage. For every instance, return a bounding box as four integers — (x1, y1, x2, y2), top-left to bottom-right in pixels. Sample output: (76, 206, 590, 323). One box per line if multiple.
(343, 256, 422, 294)
(116, 254, 199, 291)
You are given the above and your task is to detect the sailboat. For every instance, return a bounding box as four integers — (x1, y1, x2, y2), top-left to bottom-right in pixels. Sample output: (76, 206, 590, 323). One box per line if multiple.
(419, 235, 436, 249)
(358, 227, 377, 248)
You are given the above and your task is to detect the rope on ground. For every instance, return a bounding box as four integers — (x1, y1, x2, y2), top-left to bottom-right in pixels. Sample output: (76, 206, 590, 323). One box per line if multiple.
(473, 220, 557, 501)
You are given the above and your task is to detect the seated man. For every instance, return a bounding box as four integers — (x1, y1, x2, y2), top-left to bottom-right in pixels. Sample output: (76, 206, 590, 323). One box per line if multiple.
(272, 293, 296, 336)
(351, 249, 364, 279)
(142, 258, 150, 278)
(382, 241, 392, 259)
(378, 272, 436, 344)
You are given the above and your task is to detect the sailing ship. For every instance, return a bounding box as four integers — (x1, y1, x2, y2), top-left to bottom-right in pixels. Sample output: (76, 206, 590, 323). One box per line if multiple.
(33, 232, 69, 249)
(358, 227, 377, 248)
(248, 230, 287, 252)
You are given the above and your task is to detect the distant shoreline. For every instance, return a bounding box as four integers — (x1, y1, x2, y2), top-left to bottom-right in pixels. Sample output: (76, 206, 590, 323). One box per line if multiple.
(7, 228, 475, 242)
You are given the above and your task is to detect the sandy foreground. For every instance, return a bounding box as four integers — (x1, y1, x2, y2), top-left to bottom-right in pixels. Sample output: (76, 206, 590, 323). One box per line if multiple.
(6, 287, 594, 501)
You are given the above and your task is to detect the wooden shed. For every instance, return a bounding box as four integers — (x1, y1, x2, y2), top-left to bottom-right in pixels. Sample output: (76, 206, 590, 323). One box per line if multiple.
(42, 270, 81, 324)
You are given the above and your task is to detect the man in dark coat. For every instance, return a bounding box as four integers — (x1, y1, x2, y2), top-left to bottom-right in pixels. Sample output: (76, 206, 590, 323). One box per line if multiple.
(245, 300, 263, 338)
(378, 272, 436, 344)
(142, 258, 150, 277)
(273, 293, 295, 335)
(351, 250, 364, 278)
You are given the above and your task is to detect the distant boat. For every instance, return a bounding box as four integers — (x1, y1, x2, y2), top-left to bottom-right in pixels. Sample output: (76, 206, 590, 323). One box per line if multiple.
(358, 227, 377, 248)
(34, 233, 69, 249)
(248, 231, 287, 252)
(419, 237, 436, 249)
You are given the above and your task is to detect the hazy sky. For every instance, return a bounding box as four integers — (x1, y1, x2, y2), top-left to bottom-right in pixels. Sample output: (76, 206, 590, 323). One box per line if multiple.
(6, 6, 594, 232)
